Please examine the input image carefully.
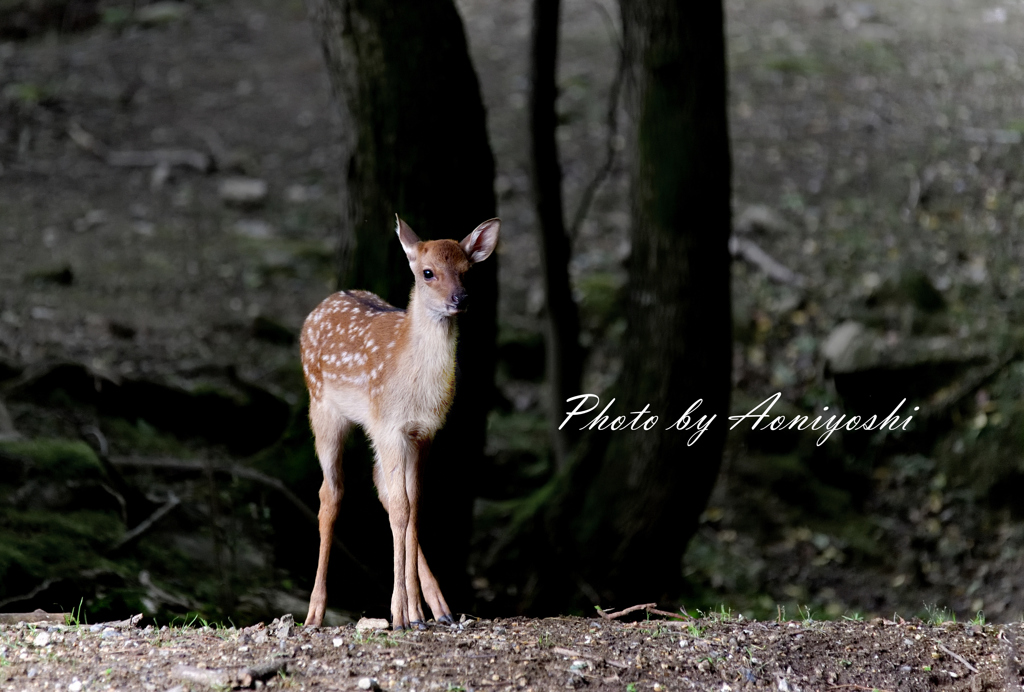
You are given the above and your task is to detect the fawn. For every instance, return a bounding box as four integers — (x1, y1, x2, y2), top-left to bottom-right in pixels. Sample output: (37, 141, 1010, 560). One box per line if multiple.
(301, 215, 500, 629)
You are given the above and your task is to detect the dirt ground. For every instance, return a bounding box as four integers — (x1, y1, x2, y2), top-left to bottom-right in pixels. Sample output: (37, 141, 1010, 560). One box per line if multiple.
(2, 613, 1020, 692)
(5, 0, 1024, 677)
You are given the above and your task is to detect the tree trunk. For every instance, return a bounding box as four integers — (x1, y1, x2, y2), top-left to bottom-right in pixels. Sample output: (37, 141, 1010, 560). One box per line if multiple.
(529, 0, 583, 472)
(553, 0, 733, 607)
(305, 0, 497, 608)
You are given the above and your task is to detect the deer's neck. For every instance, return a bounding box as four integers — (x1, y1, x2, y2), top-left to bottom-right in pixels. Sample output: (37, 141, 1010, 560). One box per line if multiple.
(401, 289, 458, 395)
(406, 288, 457, 343)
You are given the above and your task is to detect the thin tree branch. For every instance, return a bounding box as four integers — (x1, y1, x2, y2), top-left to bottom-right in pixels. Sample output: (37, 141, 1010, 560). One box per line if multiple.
(530, 0, 584, 471)
(112, 493, 181, 550)
(568, 10, 626, 240)
(109, 456, 371, 576)
(0, 580, 56, 610)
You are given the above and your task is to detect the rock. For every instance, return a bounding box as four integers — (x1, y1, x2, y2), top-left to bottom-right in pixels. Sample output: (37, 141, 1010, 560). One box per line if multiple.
(219, 177, 268, 207)
(332, 637, 343, 647)
(135, 1, 190, 25)
(357, 678, 380, 691)
(355, 617, 390, 633)
(735, 204, 787, 236)
(821, 321, 871, 373)
(32, 632, 50, 647)
(273, 613, 294, 639)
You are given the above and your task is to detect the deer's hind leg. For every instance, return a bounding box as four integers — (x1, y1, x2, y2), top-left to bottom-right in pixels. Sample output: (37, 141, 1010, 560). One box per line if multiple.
(305, 398, 351, 627)
(404, 435, 454, 625)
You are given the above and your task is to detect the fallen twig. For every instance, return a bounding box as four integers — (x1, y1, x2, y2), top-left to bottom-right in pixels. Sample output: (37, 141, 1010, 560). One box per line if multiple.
(829, 685, 895, 692)
(730, 235, 807, 287)
(552, 646, 628, 668)
(925, 348, 1021, 420)
(67, 121, 212, 172)
(172, 658, 292, 688)
(596, 603, 657, 620)
(937, 642, 979, 673)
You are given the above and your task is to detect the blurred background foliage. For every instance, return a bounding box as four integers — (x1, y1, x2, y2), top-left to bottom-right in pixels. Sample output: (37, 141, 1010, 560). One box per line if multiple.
(3, 0, 1024, 626)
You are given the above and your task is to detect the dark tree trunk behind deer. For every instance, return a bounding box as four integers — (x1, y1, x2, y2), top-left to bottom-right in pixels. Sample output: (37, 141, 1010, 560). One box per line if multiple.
(535, 0, 733, 610)
(305, 0, 497, 611)
(529, 0, 584, 472)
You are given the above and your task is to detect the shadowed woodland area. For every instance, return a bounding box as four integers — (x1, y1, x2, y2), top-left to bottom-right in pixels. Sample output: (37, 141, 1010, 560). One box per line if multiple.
(2, 0, 1024, 634)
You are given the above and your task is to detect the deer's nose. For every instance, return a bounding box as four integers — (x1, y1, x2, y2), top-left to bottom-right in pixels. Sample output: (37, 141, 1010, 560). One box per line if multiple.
(451, 291, 468, 309)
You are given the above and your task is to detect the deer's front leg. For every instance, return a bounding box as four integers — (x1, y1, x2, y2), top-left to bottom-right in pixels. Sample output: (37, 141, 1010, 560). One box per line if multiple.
(379, 438, 412, 630)
(403, 434, 430, 629)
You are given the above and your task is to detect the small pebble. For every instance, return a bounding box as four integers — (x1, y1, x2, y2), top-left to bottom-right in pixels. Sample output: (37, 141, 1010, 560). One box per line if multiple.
(32, 632, 50, 647)
(355, 617, 389, 633)
(332, 637, 344, 647)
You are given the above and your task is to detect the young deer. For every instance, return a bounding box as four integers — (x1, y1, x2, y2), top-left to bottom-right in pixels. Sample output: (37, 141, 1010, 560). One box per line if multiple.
(301, 216, 500, 629)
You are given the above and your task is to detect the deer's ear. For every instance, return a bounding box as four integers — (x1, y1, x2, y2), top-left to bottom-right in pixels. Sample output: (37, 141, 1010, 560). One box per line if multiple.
(459, 218, 500, 264)
(396, 215, 421, 262)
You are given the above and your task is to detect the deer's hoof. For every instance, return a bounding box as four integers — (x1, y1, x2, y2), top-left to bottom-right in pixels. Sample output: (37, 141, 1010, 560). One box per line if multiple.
(438, 614, 454, 625)
(410, 619, 427, 631)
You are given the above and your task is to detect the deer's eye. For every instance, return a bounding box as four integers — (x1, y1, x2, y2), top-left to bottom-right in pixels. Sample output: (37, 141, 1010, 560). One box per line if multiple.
(423, 269, 434, 280)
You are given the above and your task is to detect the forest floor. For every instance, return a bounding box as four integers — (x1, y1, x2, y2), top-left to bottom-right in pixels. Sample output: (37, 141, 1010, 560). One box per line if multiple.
(1, 614, 1020, 692)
